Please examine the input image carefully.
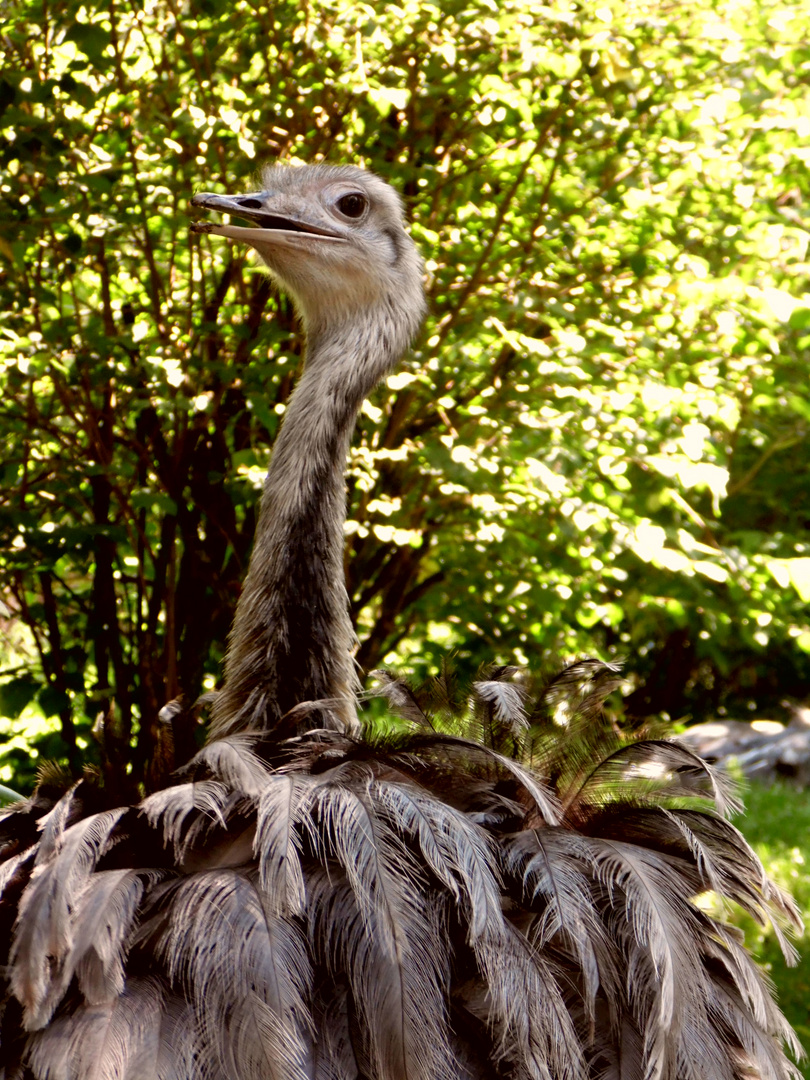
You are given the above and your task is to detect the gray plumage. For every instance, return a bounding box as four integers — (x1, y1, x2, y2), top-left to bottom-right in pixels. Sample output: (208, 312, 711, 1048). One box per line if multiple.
(0, 165, 802, 1080)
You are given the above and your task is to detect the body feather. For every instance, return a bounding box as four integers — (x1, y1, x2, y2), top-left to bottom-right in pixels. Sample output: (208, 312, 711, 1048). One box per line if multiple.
(0, 663, 802, 1079)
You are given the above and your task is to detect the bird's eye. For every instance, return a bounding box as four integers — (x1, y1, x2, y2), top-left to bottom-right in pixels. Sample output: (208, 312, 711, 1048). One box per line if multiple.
(336, 193, 368, 219)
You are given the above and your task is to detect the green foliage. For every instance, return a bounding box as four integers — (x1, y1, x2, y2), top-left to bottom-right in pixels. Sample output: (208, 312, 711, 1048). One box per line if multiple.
(1, 0, 810, 791)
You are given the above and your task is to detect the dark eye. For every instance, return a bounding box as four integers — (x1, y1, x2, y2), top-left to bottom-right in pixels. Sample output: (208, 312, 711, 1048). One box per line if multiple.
(336, 192, 367, 218)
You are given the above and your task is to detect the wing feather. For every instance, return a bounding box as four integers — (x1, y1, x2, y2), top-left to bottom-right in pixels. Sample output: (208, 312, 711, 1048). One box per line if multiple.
(372, 779, 503, 942)
(307, 863, 457, 1080)
(254, 774, 310, 916)
(148, 869, 313, 1080)
(25, 977, 203, 1080)
(503, 828, 618, 1028)
(184, 735, 271, 797)
(68, 868, 169, 1005)
(11, 808, 128, 1028)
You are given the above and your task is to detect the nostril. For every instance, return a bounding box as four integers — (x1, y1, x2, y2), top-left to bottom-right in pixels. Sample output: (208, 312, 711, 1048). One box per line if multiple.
(238, 198, 264, 209)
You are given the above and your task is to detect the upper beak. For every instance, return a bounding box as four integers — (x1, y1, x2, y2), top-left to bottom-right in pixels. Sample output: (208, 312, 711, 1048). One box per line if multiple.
(190, 191, 344, 243)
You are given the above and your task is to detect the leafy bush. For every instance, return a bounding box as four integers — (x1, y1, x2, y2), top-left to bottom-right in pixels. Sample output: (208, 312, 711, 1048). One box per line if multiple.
(1, 0, 809, 789)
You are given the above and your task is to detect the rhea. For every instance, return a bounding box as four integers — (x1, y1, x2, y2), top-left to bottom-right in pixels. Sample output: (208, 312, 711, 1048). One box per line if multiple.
(192, 166, 426, 740)
(0, 164, 801, 1080)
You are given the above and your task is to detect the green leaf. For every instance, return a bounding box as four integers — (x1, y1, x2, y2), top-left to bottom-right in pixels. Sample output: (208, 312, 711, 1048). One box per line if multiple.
(38, 686, 71, 718)
(64, 21, 110, 62)
(0, 676, 40, 720)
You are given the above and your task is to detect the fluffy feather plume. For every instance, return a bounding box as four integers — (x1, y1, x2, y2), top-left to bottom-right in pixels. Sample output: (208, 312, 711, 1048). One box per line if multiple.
(0, 661, 802, 1079)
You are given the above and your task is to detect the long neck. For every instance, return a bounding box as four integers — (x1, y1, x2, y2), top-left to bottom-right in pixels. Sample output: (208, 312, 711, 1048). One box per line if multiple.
(208, 319, 399, 741)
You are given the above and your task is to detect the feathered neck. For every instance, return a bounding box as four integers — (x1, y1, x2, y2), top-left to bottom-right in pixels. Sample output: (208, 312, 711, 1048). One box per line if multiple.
(208, 311, 412, 741)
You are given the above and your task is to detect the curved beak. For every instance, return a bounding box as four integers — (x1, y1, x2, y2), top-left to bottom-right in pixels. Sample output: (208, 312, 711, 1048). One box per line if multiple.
(190, 190, 345, 244)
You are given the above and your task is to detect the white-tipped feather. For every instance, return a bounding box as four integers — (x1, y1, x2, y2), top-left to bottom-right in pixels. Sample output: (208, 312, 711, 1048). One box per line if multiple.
(472, 676, 529, 735)
(0, 842, 36, 895)
(139, 780, 250, 866)
(300, 774, 418, 955)
(575, 738, 743, 819)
